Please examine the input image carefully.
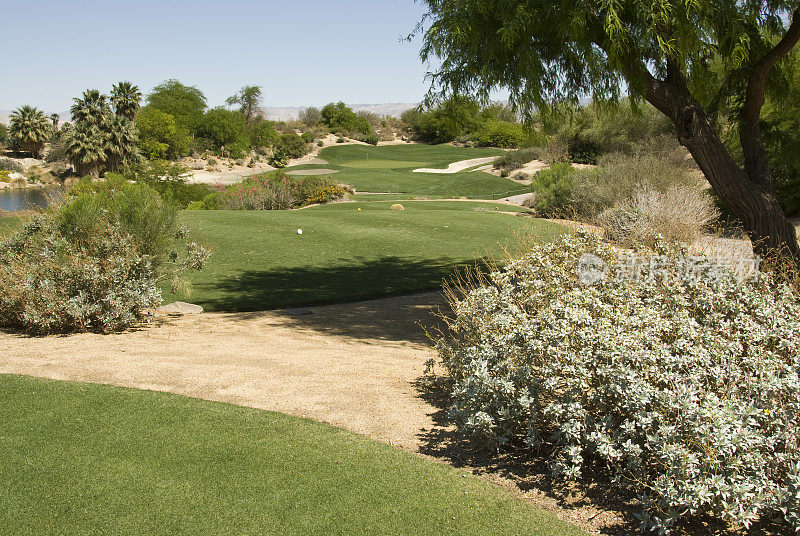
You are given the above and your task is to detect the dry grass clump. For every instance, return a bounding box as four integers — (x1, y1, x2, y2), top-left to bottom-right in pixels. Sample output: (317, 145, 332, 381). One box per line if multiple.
(598, 184, 720, 247)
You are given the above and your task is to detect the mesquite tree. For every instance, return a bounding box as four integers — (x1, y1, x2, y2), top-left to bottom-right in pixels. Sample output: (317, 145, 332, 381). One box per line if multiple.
(417, 1, 800, 264)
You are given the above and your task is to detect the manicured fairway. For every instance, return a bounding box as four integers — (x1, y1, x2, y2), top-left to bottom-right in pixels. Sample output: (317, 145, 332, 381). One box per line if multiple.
(166, 201, 563, 311)
(0, 375, 583, 536)
(287, 144, 528, 199)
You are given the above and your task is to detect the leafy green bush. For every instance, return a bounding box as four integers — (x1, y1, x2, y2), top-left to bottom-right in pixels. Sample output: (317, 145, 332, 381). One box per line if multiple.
(0, 123, 7, 146)
(119, 160, 212, 209)
(566, 135, 603, 164)
(528, 163, 580, 215)
(248, 119, 281, 149)
(0, 157, 23, 172)
(0, 181, 209, 334)
(473, 120, 525, 148)
(359, 133, 380, 146)
(434, 232, 800, 534)
(276, 133, 309, 159)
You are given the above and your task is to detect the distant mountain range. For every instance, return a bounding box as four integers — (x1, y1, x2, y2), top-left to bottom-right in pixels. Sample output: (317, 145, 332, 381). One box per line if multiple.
(0, 103, 420, 125)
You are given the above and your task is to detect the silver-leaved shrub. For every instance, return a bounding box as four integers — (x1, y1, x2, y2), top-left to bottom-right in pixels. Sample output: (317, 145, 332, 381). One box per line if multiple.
(0, 181, 210, 334)
(436, 232, 800, 534)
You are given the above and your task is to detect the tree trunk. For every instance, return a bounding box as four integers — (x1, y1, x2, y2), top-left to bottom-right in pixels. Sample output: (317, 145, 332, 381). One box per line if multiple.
(677, 106, 800, 266)
(642, 67, 800, 269)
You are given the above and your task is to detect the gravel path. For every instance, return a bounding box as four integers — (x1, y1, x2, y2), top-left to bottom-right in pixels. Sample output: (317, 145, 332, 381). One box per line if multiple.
(1, 292, 446, 453)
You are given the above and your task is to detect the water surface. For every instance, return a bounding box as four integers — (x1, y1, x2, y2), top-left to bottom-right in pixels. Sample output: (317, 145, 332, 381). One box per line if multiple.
(0, 187, 66, 212)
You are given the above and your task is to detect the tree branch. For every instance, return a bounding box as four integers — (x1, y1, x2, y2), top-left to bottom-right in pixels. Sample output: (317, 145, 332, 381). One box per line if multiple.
(740, 7, 800, 189)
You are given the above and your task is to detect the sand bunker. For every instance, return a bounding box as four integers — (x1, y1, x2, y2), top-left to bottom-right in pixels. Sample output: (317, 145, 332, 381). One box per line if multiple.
(413, 156, 497, 174)
(284, 168, 340, 176)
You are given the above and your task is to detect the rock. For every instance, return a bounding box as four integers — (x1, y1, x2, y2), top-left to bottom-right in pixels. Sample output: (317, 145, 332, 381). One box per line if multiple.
(157, 301, 204, 315)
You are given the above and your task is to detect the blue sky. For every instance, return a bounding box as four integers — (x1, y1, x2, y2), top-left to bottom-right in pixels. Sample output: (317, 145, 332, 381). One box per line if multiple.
(2, 0, 443, 112)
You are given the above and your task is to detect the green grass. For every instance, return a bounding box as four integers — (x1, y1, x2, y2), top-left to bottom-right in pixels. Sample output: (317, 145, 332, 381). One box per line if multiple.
(0, 374, 583, 536)
(284, 144, 529, 199)
(0, 214, 23, 237)
(167, 201, 563, 311)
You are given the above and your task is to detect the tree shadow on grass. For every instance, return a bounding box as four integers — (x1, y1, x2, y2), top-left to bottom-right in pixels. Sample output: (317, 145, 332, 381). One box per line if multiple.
(197, 256, 468, 344)
(414, 377, 788, 536)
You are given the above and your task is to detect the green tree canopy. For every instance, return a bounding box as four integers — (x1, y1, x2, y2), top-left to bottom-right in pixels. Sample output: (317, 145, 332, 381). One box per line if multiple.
(320, 102, 372, 135)
(226, 85, 263, 124)
(197, 108, 249, 157)
(299, 106, 322, 127)
(418, 0, 800, 262)
(135, 107, 190, 160)
(146, 80, 207, 133)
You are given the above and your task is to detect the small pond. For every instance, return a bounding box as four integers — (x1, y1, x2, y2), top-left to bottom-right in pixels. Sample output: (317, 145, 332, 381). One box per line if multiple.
(0, 187, 67, 212)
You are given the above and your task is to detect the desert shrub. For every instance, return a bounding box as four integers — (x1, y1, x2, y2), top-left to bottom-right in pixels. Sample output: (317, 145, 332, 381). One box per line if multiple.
(0, 182, 209, 334)
(493, 148, 544, 171)
(120, 160, 211, 209)
(358, 133, 380, 146)
(336, 137, 345, 143)
(276, 133, 309, 159)
(0, 171, 11, 182)
(599, 185, 719, 247)
(473, 120, 525, 148)
(44, 137, 69, 164)
(303, 185, 347, 205)
(212, 172, 343, 210)
(530, 140, 699, 218)
(268, 148, 289, 168)
(567, 135, 603, 164)
(528, 163, 583, 215)
(0, 157, 23, 172)
(215, 174, 293, 210)
(289, 175, 345, 206)
(24, 165, 57, 185)
(434, 232, 800, 534)
(544, 99, 673, 155)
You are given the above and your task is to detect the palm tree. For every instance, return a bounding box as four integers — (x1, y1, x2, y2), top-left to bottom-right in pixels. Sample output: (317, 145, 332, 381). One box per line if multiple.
(50, 113, 60, 132)
(110, 82, 142, 121)
(105, 116, 139, 172)
(9, 105, 52, 158)
(62, 122, 108, 177)
(71, 89, 111, 126)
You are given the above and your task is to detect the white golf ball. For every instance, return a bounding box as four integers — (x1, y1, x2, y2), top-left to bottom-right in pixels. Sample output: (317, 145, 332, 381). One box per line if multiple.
(297, 229, 303, 235)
